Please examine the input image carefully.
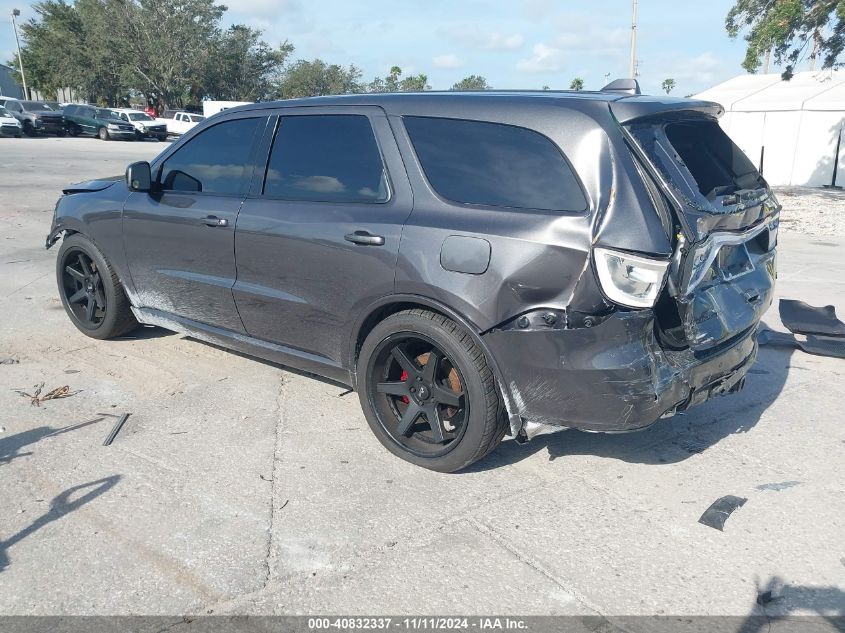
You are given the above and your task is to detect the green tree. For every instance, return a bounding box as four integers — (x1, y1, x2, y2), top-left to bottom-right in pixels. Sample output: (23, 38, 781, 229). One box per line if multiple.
(107, 0, 229, 107)
(661, 78, 676, 94)
(368, 66, 430, 92)
(15, 0, 129, 104)
(276, 59, 363, 98)
(569, 77, 584, 91)
(205, 25, 293, 101)
(726, 0, 843, 77)
(451, 75, 490, 90)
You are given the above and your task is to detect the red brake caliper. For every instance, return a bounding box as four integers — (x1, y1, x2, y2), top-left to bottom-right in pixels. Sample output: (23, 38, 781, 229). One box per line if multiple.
(400, 370, 409, 403)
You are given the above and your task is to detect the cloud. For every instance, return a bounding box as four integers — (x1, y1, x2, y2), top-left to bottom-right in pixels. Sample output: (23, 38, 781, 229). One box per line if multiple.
(516, 43, 567, 73)
(442, 25, 524, 51)
(433, 54, 463, 69)
(294, 175, 345, 193)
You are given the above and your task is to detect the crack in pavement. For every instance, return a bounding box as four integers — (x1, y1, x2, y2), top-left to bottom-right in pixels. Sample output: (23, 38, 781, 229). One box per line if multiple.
(261, 372, 288, 591)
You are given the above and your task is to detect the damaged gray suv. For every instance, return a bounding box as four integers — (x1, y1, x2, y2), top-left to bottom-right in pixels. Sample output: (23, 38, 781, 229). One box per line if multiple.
(47, 81, 779, 472)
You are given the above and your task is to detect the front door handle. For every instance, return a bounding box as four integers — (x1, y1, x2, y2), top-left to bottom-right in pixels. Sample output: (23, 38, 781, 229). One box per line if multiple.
(345, 230, 385, 246)
(202, 215, 228, 227)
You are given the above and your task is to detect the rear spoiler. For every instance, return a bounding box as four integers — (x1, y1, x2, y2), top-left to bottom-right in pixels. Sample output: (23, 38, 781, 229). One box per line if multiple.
(609, 97, 724, 124)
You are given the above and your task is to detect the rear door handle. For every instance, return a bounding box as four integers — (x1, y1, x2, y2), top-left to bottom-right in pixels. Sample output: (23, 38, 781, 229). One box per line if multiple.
(345, 230, 385, 246)
(202, 215, 228, 227)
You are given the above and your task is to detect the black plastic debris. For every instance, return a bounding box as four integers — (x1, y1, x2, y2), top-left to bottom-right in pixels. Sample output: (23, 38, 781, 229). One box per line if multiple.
(102, 413, 131, 446)
(0, 358, 19, 365)
(757, 327, 800, 349)
(756, 481, 801, 492)
(780, 299, 845, 337)
(800, 334, 845, 359)
(758, 326, 845, 359)
(698, 495, 747, 531)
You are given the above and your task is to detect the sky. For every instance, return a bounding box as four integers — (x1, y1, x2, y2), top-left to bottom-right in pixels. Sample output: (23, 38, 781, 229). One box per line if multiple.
(0, 0, 764, 96)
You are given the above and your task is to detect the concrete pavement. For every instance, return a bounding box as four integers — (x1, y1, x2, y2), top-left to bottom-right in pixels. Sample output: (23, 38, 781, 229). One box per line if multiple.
(0, 137, 843, 625)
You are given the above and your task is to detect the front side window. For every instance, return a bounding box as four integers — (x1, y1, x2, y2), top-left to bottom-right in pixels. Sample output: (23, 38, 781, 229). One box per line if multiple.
(263, 115, 388, 203)
(159, 117, 263, 195)
(404, 116, 587, 212)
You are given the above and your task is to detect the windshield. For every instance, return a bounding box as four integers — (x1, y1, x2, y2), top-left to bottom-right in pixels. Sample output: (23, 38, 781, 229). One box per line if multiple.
(189, 114, 205, 122)
(21, 101, 55, 111)
(128, 112, 154, 121)
(0, 107, 12, 118)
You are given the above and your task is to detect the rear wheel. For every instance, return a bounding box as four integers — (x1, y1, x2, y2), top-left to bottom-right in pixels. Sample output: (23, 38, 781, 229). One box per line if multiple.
(358, 309, 507, 472)
(56, 234, 138, 339)
(98, 127, 110, 141)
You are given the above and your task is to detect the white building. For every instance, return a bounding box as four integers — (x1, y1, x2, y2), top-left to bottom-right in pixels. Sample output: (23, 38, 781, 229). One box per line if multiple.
(694, 70, 845, 187)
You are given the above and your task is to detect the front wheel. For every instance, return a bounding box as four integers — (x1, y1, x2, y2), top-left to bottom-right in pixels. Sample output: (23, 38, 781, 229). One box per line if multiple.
(23, 122, 37, 137)
(358, 309, 507, 472)
(56, 234, 138, 339)
(98, 127, 110, 141)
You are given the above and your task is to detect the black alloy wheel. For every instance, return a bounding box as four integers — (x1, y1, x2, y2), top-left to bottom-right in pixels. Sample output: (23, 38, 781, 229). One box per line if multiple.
(60, 249, 107, 328)
(368, 334, 468, 457)
(358, 309, 508, 472)
(55, 234, 138, 339)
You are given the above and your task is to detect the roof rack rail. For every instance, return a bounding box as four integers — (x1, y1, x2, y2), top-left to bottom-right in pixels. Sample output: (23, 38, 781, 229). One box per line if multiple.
(601, 78, 641, 95)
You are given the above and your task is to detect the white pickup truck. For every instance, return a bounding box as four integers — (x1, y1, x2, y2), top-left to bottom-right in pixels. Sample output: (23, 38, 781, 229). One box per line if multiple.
(155, 110, 205, 136)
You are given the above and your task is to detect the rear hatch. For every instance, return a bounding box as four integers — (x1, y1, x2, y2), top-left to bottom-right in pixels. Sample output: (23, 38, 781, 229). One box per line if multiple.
(613, 101, 779, 351)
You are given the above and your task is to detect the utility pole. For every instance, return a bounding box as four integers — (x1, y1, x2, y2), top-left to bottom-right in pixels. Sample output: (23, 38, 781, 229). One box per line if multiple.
(629, 0, 639, 78)
(11, 8, 28, 100)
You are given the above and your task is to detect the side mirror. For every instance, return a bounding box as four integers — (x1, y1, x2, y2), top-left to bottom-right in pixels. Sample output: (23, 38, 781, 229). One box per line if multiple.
(126, 161, 152, 192)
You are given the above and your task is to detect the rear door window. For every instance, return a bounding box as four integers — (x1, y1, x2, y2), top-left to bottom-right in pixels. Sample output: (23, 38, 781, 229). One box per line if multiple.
(403, 116, 587, 212)
(263, 115, 388, 203)
(159, 117, 264, 195)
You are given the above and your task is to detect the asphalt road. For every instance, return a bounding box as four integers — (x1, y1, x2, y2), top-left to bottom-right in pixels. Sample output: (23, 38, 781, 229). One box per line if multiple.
(0, 137, 843, 627)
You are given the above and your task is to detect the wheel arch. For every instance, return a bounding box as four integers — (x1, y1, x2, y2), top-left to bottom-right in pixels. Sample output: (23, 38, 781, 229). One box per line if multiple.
(349, 294, 521, 436)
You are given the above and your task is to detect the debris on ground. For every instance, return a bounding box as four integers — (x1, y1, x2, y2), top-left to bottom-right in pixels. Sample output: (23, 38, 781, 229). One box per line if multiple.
(756, 481, 802, 492)
(1, 357, 19, 365)
(780, 299, 845, 337)
(14, 382, 80, 406)
(102, 412, 131, 446)
(698, 495, 747, 531)
(757, 299, 845, 359)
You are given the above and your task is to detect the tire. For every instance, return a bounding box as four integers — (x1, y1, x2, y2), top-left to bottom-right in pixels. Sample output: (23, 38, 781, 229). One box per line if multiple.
(56, 234, 138, 340)
(56, 130, 66, 137)
(358, 309, 507, 472)
(67, 124, 79, 137)
(98, 127, 109, 141)
(23, 122, 37, 137)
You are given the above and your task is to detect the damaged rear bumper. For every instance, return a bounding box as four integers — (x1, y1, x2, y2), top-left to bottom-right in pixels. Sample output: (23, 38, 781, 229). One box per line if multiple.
(483, 310, 757, 436)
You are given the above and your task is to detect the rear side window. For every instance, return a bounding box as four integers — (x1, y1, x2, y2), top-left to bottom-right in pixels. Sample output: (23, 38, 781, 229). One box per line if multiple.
(159, 117, 263, 195)
(263, 115, 388, 203)
(404, 116, 587, 212)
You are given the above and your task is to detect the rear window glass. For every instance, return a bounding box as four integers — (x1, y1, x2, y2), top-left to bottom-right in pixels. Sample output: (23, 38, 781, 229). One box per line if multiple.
(662, 121, 764, 199)
(403, 116, 587, 212)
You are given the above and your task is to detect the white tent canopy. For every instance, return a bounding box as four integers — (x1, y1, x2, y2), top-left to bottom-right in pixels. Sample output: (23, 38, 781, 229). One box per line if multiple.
(693, 71, 845, 187)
